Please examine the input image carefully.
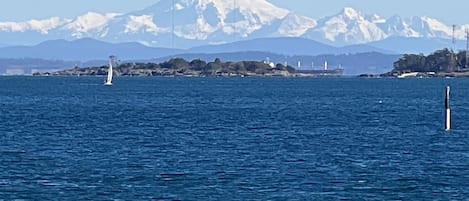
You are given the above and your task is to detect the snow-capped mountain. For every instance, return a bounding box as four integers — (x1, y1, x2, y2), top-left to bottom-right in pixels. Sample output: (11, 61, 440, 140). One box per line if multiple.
(0, 0, 467, 50)
(116, 0, 296, 46)
(379, 15, 461, 39)
(303, 7, 467, 46)
(304, 7, 387, 45)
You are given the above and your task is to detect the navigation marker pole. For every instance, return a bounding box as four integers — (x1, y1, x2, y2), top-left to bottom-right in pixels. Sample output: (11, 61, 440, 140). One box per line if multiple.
(445, 86, 451, 131)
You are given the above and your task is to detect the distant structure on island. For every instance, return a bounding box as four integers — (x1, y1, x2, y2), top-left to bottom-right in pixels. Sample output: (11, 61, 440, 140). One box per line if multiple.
(384, 25, 469, 78)
(295, 61, 344, 77)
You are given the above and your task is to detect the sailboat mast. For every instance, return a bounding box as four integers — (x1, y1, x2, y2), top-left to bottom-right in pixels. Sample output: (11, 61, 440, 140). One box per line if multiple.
(233, 0, 237, 42)
(466, 27, 469, 68)
(172, 0, 175, 50)
(449, 24, 456, 72)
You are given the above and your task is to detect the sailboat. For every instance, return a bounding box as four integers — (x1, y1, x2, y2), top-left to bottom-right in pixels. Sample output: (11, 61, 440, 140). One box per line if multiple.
(104, 55, 115, 86)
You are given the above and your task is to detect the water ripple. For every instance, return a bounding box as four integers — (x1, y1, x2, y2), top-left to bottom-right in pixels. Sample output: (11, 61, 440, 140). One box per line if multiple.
(1, 77, 469, 200)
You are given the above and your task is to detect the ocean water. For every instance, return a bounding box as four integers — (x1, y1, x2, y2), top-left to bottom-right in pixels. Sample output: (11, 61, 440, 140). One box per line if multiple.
(1, 76, 469, 200)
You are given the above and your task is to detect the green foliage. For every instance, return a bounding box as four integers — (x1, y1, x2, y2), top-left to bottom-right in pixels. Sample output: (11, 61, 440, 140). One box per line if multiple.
(392, 48, 464, 73)
(189, 59, 207, 71)
(161, 58, 190, 69)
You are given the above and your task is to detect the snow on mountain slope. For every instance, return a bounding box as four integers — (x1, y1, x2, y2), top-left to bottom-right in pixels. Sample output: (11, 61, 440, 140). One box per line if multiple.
(277, 13, 317, 37)
(367, 14, 386, 24)
(300, 7, 468, 46)
(420, 17, 452, 35)
(137, 0, 290, 39)
(0, 0, 467, 49)
(194, 0, 289, 23)
(378, 15, 466, 40)
(378, 15, 420, 38)
(0, 17, 69, 34)
(62, 12, 121, 38)
(304, 7, 387, 44)
(412, 16, 466, 39)
(125, 15, 161, 34)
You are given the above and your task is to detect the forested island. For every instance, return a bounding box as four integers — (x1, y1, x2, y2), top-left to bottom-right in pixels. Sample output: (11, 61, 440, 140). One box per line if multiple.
(33, 49, 469, 78)
(383, 48, 469, 77)
(37, 58, 296, 77)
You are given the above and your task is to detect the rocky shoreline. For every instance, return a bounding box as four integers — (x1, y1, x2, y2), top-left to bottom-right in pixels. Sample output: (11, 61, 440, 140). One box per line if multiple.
(35, 58, 298, 77)
(38, 66, 294, 77)
(379, 69, 469, 78)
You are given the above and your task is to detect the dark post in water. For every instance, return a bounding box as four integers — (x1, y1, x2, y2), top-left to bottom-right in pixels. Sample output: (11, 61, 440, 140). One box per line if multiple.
(445, 86, 451, 131)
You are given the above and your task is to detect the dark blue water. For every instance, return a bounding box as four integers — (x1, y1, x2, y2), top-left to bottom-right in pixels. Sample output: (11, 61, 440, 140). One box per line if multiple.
(1, 76, 469, 200)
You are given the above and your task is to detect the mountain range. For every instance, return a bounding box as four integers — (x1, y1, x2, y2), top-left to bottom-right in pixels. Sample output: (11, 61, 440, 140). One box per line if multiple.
(0, 0, 467, 53)
(0, 37, 390, 61)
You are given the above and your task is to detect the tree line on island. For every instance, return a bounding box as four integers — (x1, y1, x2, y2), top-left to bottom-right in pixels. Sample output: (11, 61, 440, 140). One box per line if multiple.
(385, 48, 469, 76)
(42, 58, 296, 77)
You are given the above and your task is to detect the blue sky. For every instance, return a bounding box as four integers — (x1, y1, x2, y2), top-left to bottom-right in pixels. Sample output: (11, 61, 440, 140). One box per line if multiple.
(0, 0, 467, 25)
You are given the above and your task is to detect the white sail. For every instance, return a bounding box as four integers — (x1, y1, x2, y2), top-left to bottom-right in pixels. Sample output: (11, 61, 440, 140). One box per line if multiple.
(104, 55, 115, 86)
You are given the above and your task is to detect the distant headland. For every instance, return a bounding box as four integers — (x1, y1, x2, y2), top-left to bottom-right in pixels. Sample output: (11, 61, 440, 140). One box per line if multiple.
(381, 48, 469, 78)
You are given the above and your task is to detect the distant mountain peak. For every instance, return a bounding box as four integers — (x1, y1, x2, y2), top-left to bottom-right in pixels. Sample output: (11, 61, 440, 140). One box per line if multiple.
(341, 7, 362, 19)
(125, 0, 293, 45)
(367, 14, 385, 24)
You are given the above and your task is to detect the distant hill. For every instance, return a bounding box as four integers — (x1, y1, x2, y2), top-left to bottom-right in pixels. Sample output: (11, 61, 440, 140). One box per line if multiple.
(188, 37, 393, 56)
(0, 38, 181, 61)
(0, 37, 393, 60)
(368, 37, 453, 54)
